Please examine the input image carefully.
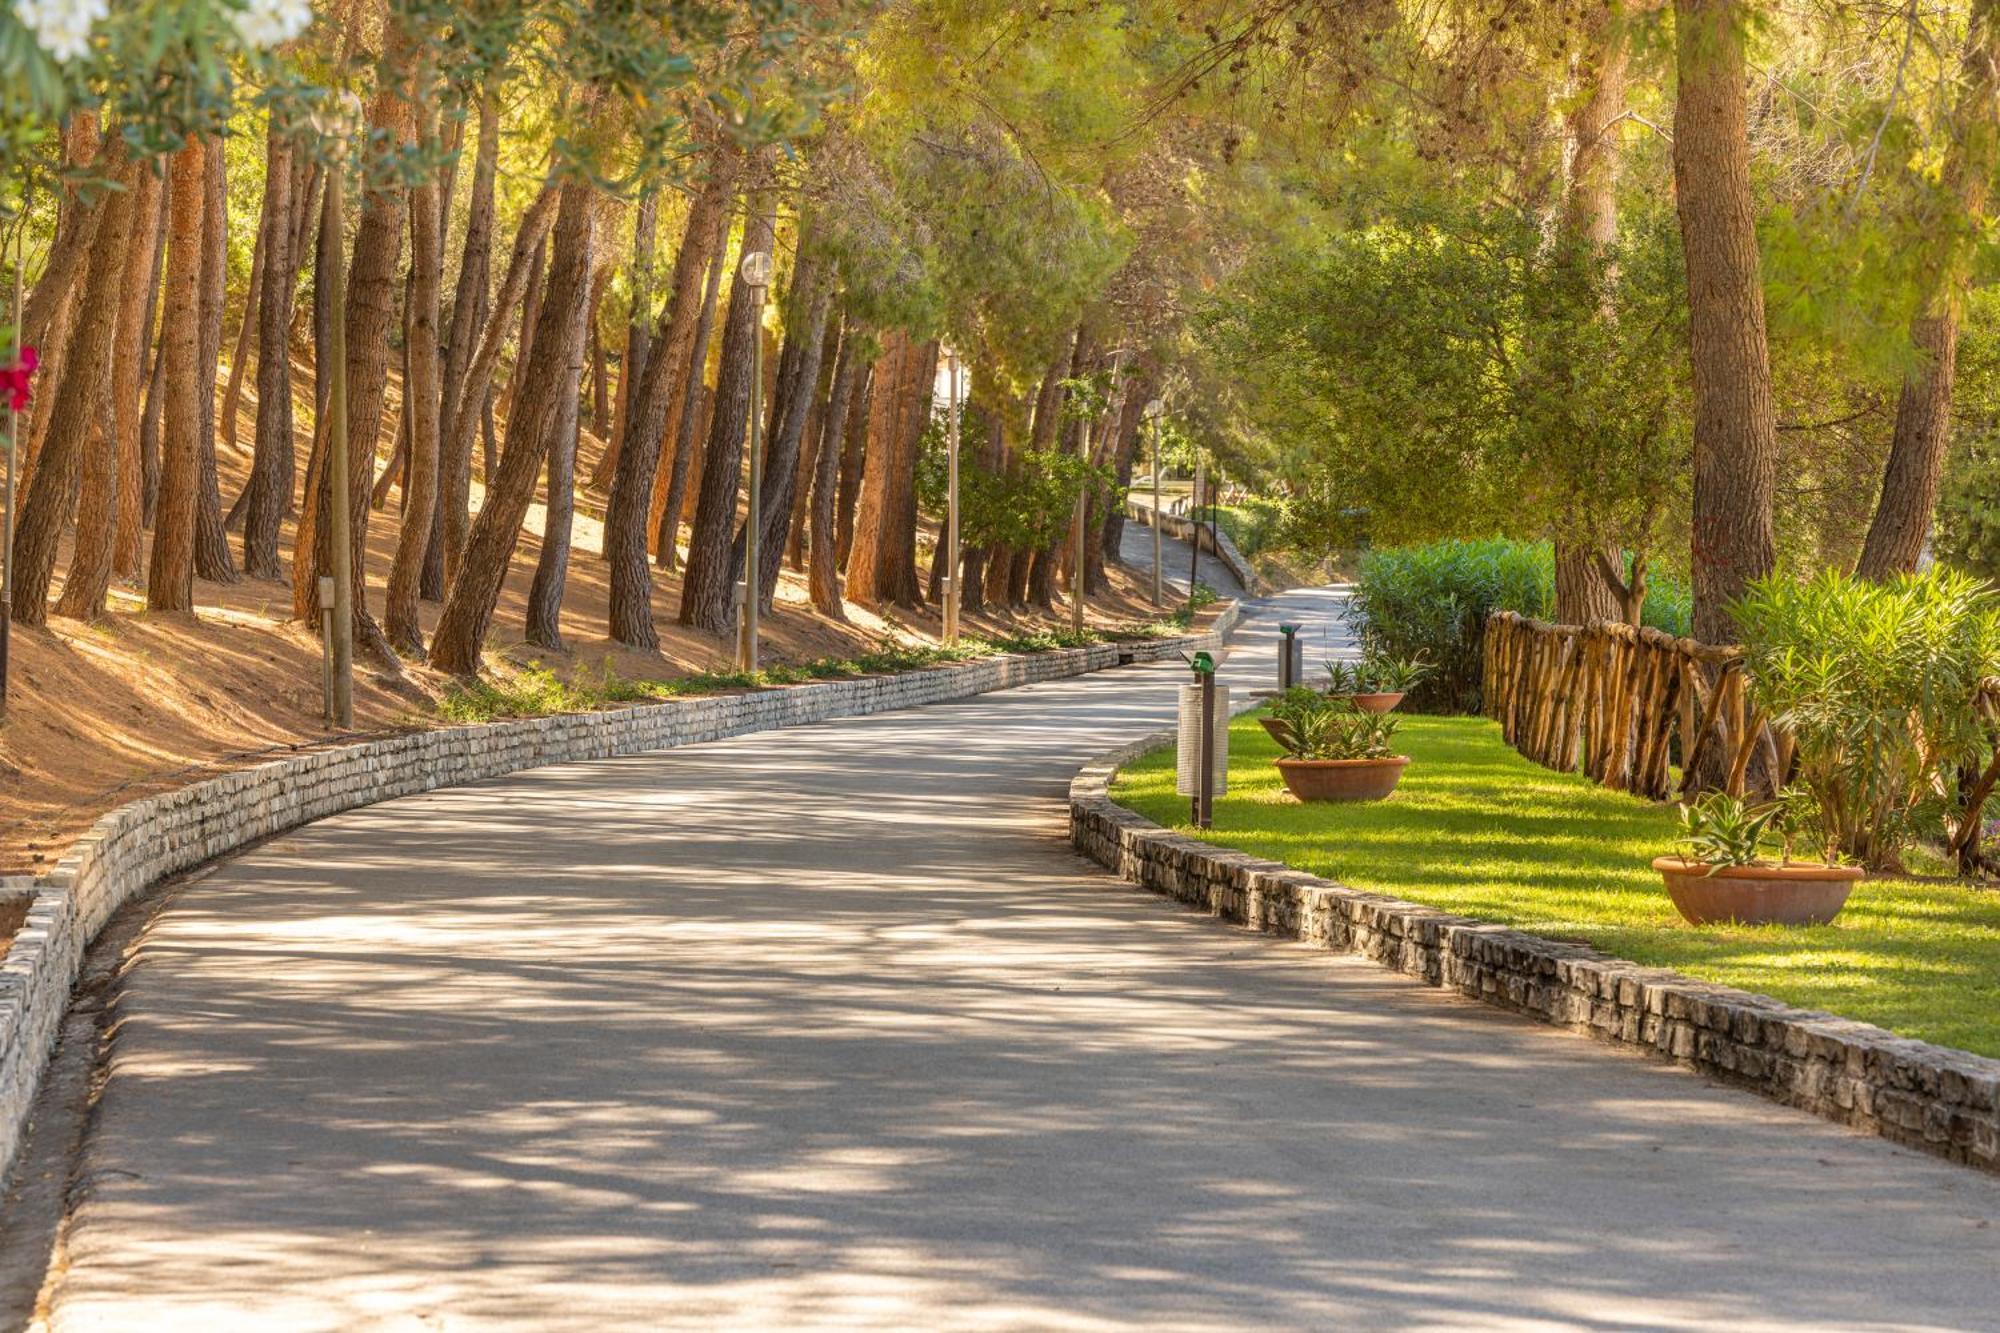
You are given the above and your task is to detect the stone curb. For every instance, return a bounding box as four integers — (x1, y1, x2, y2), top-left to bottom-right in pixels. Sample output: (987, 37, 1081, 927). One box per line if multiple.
(0, 603, 1243, 1183)
(1069, 728, 2000, 1173)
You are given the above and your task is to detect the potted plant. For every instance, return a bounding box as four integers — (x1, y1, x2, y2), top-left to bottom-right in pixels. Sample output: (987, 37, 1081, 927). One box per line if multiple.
(1325, 654, 1430, 713)
(1258, 685, 1325, 747)
(1652, 790, 1863, 927)
(1269, 693, 1410, 802)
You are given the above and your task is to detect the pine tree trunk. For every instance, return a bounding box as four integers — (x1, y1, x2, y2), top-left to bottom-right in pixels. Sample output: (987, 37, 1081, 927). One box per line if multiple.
(429, 180, 595, 674)
(220, 186, 267, 453)
(19, 115, 105, 366)
(750, 259, 832, 608)
(1554, 541, 1624, 623)
(147, 140, 207, 613)
(607, 147, 737, 644)
(111, 167, 164, 578)
(53, 166, 153, 620)
(243, 131, 296, 580)
(834, 361, 870, 567)
(525, 302, 588, 649)
(678, 184, 777, 632)
(442, 186, 555, 598)
(1674, 0, 1778, 642)
(436, 87, 500, 588)
(193, 137, 238, 584)
(385, 138, 444, 654)
(844, 333, 932, 610)
(654, 239, 730, 572)
(596, 185, 658, 491)
(1856, 0, 1999, 579)
(587, 272, 611, 440)
(807, 325, 858, 620)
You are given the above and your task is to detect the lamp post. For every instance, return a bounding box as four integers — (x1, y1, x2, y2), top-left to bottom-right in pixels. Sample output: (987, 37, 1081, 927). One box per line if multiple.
(325, 159, 354, 729)
(942, 344, 962, 644)
(1188, 452, 1204, 622)
(737, 249, 772, 674)
(1142, 398, 1164, 608)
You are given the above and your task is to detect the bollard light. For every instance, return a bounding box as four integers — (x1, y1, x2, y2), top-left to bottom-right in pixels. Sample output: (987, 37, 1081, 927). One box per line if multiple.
(1176, 650, 1228, 829)
(1277, 623, 1302, 692)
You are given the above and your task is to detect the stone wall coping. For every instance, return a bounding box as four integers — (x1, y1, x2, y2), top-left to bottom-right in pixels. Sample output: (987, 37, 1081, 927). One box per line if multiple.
(0, 602, 1242, 1183)
(1070, 726, 2000, 1171)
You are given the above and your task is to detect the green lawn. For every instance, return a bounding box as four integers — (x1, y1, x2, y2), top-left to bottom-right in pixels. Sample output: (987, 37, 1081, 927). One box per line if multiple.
(1111, 710, 2000, 1058)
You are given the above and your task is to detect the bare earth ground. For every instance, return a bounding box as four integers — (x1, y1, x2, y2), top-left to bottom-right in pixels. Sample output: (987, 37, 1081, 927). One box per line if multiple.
(0, 361, 1190, 877)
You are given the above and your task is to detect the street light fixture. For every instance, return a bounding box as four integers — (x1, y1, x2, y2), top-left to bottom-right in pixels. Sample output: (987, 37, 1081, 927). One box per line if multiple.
(1142, 398, 1164, 609)
(737, 249, 772, 674)
(942, 343, 963, 645)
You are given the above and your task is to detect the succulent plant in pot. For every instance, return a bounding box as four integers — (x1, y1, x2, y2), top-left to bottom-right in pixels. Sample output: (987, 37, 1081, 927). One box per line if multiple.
(1268, 693, 1409, 802)
(1325, 654, 1431, 713)
(1653, 789, 1862, 927)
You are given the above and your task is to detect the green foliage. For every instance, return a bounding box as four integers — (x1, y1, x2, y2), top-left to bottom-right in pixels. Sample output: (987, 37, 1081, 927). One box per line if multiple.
(1325, 653, 1430, 695)
(1268, 693, 1399, 760)
(1214, 498, 1286, 558)
(1675, 792, 1781, 870)
(1111, 712, 2000, 1059)
(1353, 538, 1689, 713)
(1731, 566, 2000, 871)
(1167, 582, 1219, 629)
(1200, 192, 1690, 564)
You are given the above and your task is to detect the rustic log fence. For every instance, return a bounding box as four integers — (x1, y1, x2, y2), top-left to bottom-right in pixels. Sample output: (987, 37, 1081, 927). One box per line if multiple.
(1480, 611, 1786, 802)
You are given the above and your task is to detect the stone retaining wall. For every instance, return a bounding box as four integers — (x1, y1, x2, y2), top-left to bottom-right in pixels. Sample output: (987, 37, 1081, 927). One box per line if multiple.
(1070, 730, 2000, 1174)
(0, 608, 1239, 1182)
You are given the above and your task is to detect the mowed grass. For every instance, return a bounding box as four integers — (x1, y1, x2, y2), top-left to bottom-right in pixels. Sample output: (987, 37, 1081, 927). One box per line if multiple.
(1111, 711, 2000, 1058)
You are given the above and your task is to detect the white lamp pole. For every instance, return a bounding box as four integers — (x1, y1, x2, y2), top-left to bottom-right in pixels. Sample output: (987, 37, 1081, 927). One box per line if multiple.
(1143, 398, 1164, 608)
(737, 249, 772, 674)
(943, 344, 962, 644)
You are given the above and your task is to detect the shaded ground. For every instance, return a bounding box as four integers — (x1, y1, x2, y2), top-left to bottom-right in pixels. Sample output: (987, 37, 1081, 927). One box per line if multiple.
(28, 589, 2000, 1330)
(1, 360, 1178, 876)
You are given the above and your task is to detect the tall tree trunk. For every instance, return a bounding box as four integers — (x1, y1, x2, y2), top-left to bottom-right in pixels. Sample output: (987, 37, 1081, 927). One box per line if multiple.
(436, 87, 500, 588)
(834, 360, 870, 568)
(596, 185, 658, 490)
(243, 130, 297, 580)
(1674, 0, 1778, 642)
(607, 147, 737, 646)
(787, 316, 843, 570)
(678, 182, 777, 633)
(844, 334, 933, 610)
(749, 255, 832, 608)
(524, 296, 589, 649)
(112, 167, 165, 578)
(807, 324, 858, 620)
(1100, 364, 1153, 568)
(654, 235, 730, 571)
(385, 128, 444, 655)
(295, 46, 415, 655)
(54, 166, 155, 619)
(147, 141, 207, 612)
(1550, 3, 1633, 625)
(220, 183, 267, 453)
(194, 137, 238, 584)
(429, 180, 595, 674)
(587, 270, 611, 440)
(1856, 0, 2000, 579)
(18, 115, 105, 368)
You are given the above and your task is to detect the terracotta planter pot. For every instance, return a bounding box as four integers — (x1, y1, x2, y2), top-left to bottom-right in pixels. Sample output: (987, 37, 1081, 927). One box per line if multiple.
(1331, 692, 1404, 714)
(1275, 756, 1409, 802)
(1653, 856, 1863, 927)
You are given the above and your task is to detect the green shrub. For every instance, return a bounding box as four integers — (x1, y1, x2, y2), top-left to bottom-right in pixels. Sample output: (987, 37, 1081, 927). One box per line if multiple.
(1352, 538, 1689, 712)
(1215, 498, 1288, 557)
(1731, 566, 2000, 871)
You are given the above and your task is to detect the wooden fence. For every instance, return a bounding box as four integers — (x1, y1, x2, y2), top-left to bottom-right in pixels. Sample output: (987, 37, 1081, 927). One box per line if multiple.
(1480, 612, 1786, 802)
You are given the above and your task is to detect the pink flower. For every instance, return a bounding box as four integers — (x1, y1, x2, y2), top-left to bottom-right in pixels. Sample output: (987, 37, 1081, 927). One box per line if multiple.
(1, 345, 38, 413)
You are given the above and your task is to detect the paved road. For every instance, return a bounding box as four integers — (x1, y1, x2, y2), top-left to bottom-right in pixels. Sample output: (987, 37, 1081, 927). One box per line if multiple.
(1116, 506, 1247, 602)
(39, 589, 2000, 1330)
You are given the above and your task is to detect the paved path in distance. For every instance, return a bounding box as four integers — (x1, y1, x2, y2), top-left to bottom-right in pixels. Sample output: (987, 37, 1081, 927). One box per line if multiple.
(38, 589, 2000, 1330)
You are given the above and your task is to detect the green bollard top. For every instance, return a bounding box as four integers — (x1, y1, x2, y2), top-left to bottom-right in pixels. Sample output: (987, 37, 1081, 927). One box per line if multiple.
(1186, 651, 1216, 677)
